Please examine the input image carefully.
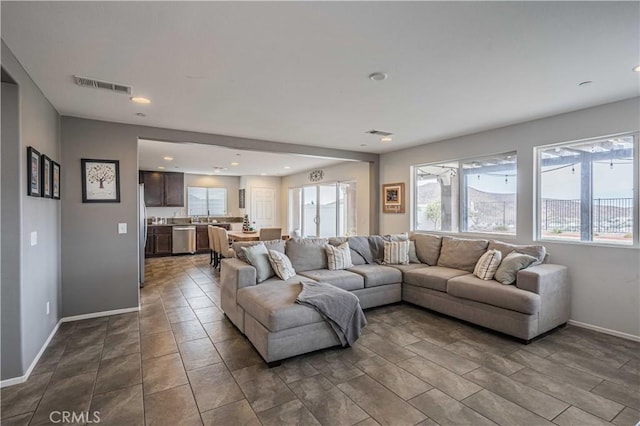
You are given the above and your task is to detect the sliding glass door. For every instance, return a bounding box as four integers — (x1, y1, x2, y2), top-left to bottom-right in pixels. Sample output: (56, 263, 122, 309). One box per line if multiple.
(289, 181, 357, 238)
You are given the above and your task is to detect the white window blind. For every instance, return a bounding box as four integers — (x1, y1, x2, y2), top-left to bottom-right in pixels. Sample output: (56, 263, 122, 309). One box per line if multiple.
(187, 187, 227, 216)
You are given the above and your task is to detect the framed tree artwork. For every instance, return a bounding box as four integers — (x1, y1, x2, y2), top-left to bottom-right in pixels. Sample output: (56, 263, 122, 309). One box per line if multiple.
(52, 161, 61, 200)
(41, 154, 52, 198)
(382, 182, 405, 213)
(81, 159, 120, 203)
(27, 146, 41, 197)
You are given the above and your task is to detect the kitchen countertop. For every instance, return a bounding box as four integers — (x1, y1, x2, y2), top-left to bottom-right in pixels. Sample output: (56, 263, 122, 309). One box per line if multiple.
(148, 223, 233, 227)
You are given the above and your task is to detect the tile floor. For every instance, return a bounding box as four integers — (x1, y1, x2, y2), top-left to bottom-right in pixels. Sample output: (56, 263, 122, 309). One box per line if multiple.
(2, 254, 639, 425)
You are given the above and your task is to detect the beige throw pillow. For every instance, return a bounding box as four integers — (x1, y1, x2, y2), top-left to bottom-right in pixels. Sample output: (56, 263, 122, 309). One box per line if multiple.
(267, 250, 296, 280)
(473, 249, 502, 280)
(383, 241, 410, 265)
(494, 251, 537, 285)
(325, 242, 353, 270)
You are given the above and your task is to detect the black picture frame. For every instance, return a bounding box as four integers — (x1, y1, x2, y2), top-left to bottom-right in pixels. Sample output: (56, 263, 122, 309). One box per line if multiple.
(27, 146, 41, 197)
(81, 159, 120, 203)
(52, 161, 61, 200)
(41, 154, 52, 198)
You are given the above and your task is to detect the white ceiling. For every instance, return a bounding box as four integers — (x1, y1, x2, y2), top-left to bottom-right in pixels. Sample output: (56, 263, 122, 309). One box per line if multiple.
(2, 2, 639, 154)
(138, 139, 349, 176)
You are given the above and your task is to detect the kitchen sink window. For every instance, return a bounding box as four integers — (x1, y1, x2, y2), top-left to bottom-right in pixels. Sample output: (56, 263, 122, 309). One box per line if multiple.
(187, 186, 227, 216)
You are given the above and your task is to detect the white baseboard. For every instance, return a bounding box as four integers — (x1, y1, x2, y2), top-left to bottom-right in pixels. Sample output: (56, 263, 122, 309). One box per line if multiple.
(568, 320, 640, 342)
(0, 306, 140, 388)
(0, 320, 61, 388)
(60, 306, 139, 323)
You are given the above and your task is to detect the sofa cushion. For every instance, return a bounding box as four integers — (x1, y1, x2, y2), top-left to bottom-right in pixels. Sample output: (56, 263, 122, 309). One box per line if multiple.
(325, 242, 354, 270)
(298, 269, 364, 291)
(261, 274, 315, 286)
(386, 263, 429, 274)
(285, 238, 329, 272)
(267, 250, 296, 281)
(473, 249, 502, 281)
(404, 266, 470, 292)
(237, 282, 324, 332)
(437, 236, 489, 272)
(330, 237, 367, 265)
(447, 274, 541, 315)
(408, 241, 420, 264)
(347, 264, 402, 288)
(495, 252, 537, 285)
(234, 239, 285, 263)
(410, 233, 442, 266)
(241, 243, 274, 283)
(383, 241, 410, 265)
(488, 240, 547, 266)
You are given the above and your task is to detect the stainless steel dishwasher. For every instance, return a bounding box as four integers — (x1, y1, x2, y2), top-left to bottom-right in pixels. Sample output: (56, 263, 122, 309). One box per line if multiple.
(172, 226, 196, 254)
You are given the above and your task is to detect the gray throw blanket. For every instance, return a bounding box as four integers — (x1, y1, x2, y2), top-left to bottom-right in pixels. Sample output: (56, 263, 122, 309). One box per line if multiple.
(296, 281, 367, 347)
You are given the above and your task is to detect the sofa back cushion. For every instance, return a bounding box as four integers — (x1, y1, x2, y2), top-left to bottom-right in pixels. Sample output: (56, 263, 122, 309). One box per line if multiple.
(488, 240, 546, 266)
(437, 236, 489, 272)
(410, 233, 442, 266)
(233, 239, 285, 263)
(285, 238, 329, 272)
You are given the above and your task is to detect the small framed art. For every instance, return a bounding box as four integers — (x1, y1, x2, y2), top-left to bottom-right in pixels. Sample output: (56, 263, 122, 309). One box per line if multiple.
(27, 146, 41, 197)
(52, 161, 61, 200)
(382, 182, 405, 213)
(81, 159, 120, 203)
(41, 154, 52, 198)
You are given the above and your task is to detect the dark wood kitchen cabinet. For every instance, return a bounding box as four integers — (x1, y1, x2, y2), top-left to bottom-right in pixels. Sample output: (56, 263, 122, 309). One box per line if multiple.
(139, 171, 184, 207)
(196, 226, 210, 253)
(145, 226, 172, 257)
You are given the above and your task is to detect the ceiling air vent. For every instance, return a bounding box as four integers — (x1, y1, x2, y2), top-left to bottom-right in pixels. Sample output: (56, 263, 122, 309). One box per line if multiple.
(366, 129, 393, 136)
(73, 75, 132, 95)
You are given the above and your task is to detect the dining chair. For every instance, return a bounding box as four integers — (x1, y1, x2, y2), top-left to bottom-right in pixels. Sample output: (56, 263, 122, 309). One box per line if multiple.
(216, 227, 235, 270)
(208, 225, 218, 267)
(259, 227, 282, 241)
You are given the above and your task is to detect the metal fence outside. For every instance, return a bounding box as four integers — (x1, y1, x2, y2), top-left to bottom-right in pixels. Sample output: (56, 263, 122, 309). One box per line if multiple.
(541, 198, 633, 233)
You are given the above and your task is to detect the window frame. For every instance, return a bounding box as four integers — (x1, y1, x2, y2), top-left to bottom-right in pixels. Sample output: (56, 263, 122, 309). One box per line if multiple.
(186, 186, 228, 216)
(534, 132, 639, 248)
(412, 151, 518, 238)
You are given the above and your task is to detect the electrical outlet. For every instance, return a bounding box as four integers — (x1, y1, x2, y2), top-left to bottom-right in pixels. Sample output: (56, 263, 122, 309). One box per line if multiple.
(46, 301, 50, 315)
(118, 223, 127, 234)
(30, 231, 38, 246)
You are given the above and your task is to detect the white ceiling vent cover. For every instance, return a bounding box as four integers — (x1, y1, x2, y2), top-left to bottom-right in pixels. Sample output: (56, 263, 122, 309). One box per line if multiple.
(73, 75, 132, 95)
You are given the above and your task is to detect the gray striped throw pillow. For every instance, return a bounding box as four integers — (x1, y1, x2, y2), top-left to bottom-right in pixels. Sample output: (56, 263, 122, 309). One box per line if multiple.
(325, 242, 353, 270)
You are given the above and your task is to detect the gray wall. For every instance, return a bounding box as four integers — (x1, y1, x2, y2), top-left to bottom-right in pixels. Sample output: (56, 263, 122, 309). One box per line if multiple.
(1, 41, 61, 379)
(379, 97, 640, 337)
(61, 117, 379, 316)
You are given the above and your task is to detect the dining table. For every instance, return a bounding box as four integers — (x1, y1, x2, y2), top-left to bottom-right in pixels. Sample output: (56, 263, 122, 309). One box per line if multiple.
(226, 230, 260, 242)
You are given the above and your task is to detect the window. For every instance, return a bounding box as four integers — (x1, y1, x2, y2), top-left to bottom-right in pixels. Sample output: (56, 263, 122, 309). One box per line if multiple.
(187, 187, 227, 216)
(288, 181, 357, 238)
(537, 134, 637, 245)
(414, 152, 517, 235)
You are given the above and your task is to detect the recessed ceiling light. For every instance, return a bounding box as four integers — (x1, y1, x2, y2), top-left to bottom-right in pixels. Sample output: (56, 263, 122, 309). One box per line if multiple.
(284, 166, 291, 169)
(260, 173, 267, 176)
(231, 162, 240, 166)
(163, 156, 173, 161)
(633, 65, 640, 73)
(131, 97, 151, 104)
(369, 72, 388, 81)
(157, 166, 165, 170)
(578, 80, 593, 87)
(380, 136, 393, 143)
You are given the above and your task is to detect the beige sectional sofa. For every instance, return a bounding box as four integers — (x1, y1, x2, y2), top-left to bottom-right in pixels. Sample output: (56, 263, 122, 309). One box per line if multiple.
(220, 234, 570, 364)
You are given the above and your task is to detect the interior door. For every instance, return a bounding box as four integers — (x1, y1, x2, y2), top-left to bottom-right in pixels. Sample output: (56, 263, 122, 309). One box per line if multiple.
(251, 187, 275, 229)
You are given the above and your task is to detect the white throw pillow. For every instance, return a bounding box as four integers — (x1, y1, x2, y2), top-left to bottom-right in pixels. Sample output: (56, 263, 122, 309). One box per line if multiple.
(267, 249, 296, 280)
(383, 240, 410, 265)
(325, 242, 353, 270)
(473, 249, 502, 280)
